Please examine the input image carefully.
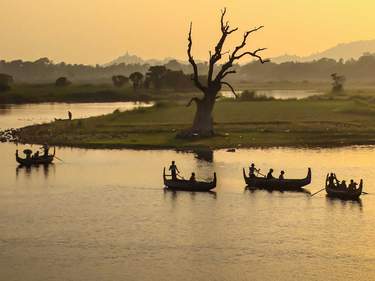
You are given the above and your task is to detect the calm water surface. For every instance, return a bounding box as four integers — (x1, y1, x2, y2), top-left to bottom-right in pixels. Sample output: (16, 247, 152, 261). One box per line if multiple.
(0, 102, 374, 281)
(221, 89, 324, 100)
(0, 102, 152, 130)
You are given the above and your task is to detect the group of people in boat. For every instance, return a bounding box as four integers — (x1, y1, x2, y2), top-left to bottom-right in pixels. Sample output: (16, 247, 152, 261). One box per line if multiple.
(169, 161, 196, 182)
(249, 163, 286, 180)
(23, 144, 50, 159)
(327, 173, 360, 192)
(169, 161, 287, 182)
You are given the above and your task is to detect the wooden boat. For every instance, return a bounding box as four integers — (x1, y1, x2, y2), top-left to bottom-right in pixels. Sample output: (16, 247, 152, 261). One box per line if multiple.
(325, 176, 363, 200)
(163, 168, 216, 192)
(16, 148, 55, 166)
(243, 168, 311, 191)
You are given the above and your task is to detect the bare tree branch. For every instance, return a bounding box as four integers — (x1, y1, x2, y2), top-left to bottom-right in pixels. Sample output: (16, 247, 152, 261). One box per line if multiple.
(186, 97, 201, 107)
(234, 48, 270, 63)
(221, 70, 236, 79)
(214, 26, 269, 83)
(207, 8, 239, 84)
(221, 81, 238, 98)
(188, 23, 206, 92)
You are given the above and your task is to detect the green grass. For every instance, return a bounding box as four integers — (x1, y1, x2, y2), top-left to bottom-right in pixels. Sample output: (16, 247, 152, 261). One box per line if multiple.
(0, 83, 201, 104)
(14, 98, 375, 149)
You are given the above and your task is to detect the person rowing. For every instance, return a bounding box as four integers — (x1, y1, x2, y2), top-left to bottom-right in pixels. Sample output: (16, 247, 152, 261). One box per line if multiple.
(249, 163, 260, 178)
(328, 173, 340, 188)
(348, 179, 358, 191)
(169, 161, 180, 180)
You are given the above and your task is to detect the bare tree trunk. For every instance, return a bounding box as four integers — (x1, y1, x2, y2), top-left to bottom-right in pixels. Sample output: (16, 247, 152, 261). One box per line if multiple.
(191, 94, 216, 136)
(181, 8, 268, 139)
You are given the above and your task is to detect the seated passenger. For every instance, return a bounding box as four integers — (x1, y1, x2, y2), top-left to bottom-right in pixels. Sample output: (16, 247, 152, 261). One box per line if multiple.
(189, 172, 196, 182)
(340, 180, 347, 190)
(267, 169, 274, 179)
(279, 171, 285, 180)
(348, 180, 357, 191)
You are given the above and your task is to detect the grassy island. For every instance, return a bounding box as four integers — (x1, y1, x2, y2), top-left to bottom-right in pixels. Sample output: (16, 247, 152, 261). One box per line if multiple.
(12, 95, 375, 149)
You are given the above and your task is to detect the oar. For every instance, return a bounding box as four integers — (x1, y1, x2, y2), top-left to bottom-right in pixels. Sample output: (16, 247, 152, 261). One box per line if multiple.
(256, 169, 266, 177)
(311, 188, 326, 197)
(177, 173, 185, 180)
(362, 191, 369, 195)
(54, 156, 64, 162)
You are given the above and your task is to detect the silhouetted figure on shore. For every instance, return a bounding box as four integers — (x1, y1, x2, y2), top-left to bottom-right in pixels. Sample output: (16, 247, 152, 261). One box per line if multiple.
(279, 170, 285, 180)
(267, 169, 274, 179)
(68, 111, 72, 120)
(190, 172, 196, 182)
(169, 161, 180, 180)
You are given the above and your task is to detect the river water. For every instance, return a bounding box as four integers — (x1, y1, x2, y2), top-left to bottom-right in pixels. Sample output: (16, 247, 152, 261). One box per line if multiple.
(221, 89, 324, 100)
(0, 102, 374, 281)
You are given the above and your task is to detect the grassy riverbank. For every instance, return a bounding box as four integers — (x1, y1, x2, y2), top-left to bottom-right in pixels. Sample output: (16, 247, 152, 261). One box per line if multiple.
(0, 83, 200, 104)
(13, 95, 375, 149)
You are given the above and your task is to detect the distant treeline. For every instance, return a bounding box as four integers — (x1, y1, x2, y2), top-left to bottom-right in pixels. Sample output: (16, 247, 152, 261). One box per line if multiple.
(1, 53, 375, 84)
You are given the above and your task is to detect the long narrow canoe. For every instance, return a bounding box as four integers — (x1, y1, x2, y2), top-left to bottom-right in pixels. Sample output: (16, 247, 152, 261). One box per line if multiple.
(243, 168, 312, 191)
(16, 148, 55, 166)
(163, 168, 216, 192)
(325, 177, 363, 200)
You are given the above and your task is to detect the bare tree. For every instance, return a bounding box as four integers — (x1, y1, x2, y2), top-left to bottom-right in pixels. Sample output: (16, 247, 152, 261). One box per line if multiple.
(181, 8, 269, 137)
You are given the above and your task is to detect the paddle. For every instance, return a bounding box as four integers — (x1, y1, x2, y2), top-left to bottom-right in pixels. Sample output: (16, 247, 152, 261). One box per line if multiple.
(177, 173, 185, 180)
(54, 156, 64, 162)
(311, 188, 326, 197)
(256, 169, 266, 177)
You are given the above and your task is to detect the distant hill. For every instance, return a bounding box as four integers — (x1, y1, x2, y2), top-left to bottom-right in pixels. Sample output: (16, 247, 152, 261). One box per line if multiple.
(105, 52, 178, 66)
(272, 40, 375, 63)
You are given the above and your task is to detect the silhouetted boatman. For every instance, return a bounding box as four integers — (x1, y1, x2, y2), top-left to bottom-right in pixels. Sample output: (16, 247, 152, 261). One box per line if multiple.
(42, 144, 50, 156)
(328, 173, 338, 188)
(348, 179, 357, 191)
(68, 111, 72, 120)
(249, 163, 259, 178)
(267, 169, 274, 179)
(169, 161, 180, 180)
(279, 170, 285, 180)
(189, 172, 196, 182)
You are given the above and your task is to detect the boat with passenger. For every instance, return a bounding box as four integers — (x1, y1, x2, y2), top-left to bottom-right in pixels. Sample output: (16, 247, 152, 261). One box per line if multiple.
(163, 167, 216, 192)
(16, 147, 55, 166)
(325, 173, 363, 200)
(243, 168, 311, 191)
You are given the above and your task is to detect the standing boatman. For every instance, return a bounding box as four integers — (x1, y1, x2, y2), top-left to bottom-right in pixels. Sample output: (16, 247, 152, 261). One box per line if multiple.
(68, 111, 72, 120)
(169, 161, 180, 180)
(249, 163, 259, 178)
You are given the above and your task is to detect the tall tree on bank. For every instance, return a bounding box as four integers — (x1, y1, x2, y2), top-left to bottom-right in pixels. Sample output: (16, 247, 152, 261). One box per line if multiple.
(182, 8, 269, 137)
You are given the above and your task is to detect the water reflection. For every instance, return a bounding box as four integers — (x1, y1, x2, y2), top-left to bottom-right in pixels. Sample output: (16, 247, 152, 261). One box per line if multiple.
(163, 188, 217, 199)
(0, 104, 11, 115)
(16, 163, 55, 180)
(1, 143, 375, 281)
(325, 196, 363, 211)
(193, 148, 214, 162)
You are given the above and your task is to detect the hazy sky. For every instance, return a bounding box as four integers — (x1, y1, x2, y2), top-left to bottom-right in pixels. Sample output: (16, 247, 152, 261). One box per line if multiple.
(1, 0, 374, 64)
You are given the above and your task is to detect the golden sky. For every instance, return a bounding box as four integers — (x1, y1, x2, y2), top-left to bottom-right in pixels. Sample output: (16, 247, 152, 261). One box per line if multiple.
(1, 0, 374, 64)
